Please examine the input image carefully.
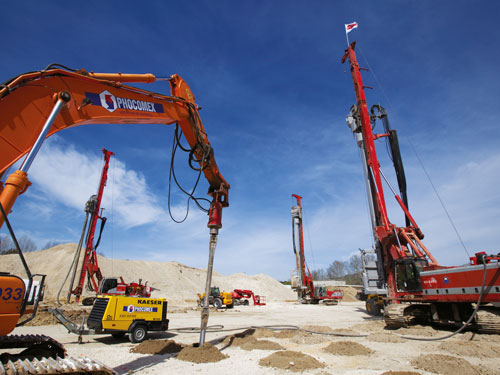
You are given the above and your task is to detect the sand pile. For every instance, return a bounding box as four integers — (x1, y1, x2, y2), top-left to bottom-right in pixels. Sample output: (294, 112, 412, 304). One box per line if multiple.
(352, 321, 386, 334)
(333, 286, 358, 302)
(130, 339, 184, 355)
(252, 328, 276, 338)
(224, 335, 284, 351)
(259, 350, 325, 372)
(368, 332, 406, 343)
(438, 341, 500, 358)
(222, 328, 285, 350)
(176, 343, 228, 363)
(411, 354, 494, 375)
(394, 325, 439, 337)
(323, 341, 373, 356)
(2, 244, 296, 306)
(289, 331, 330, 345)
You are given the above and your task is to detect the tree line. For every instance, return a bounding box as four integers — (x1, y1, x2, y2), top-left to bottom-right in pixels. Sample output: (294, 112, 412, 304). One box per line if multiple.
(0, 234, 61, 255)
(309, 253, 374, 285)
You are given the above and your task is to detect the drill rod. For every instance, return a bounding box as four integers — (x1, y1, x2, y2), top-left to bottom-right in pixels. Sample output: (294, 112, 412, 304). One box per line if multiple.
(199, 228, 218, 345)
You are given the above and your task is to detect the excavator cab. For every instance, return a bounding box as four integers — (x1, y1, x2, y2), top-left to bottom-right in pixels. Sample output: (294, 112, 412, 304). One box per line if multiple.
(394, 259, 424, 292)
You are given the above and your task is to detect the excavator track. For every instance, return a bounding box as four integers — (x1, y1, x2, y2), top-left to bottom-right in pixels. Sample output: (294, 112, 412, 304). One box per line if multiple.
(0, 335, 115, 375)
(0, 356, 115, 375)
(475, 307, 500, 334)
(383, 303, 411, 329)
(0, 335, 65, 361)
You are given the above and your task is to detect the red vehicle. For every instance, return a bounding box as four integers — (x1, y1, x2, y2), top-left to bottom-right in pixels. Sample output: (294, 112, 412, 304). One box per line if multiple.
(232, 289, 266, 306)
(342, 41, 499, 331)
(291, 194, 343, 305)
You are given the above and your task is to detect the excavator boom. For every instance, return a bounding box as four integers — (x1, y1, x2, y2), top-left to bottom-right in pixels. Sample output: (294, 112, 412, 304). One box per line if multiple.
(0, 69, 228, 189)
(0, 68, 229, 229)
(0, 65, 230, 371)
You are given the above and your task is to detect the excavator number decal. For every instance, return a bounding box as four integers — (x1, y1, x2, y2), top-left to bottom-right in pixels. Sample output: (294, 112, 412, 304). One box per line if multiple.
(0, 287, 23, 300)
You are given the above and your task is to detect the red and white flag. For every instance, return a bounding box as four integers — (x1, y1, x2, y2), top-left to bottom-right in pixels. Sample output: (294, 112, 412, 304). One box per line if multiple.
(345, 22, 358, 34)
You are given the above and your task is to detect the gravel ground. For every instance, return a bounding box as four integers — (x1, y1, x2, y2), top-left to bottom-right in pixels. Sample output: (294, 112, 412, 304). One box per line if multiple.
(11, 301, 500, 375)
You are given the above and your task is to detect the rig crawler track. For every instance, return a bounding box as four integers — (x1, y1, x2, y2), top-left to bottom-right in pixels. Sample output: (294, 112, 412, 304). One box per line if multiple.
(384, 303, 500, 334)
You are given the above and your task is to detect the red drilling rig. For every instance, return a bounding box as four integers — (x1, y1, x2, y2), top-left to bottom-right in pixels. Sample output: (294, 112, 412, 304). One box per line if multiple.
(342, 41, 500, 332)
(291, 194, 343, 305)
(62, 148, 150, 305)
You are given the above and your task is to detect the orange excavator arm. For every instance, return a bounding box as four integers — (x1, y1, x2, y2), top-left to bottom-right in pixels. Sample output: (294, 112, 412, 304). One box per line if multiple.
(0, 67, 229, 229)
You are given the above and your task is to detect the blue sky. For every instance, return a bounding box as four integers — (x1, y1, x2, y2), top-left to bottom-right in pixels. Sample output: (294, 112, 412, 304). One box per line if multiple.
(2, 1, 500, 281)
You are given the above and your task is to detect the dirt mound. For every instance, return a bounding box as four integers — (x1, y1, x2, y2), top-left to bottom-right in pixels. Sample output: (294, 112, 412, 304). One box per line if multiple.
(438, 341, 500, 358)
(323, 341, 373, 356)
(302, 325, 335, 333)
(232, 337, 283, 351)
(335, 286, 359, 302)
(221, 329, 284, 350)
(130, 339, 184, 354)
(289, 331, 330, 345)
(2, 244, 297, 306)
(368, 332, 406, 343)
(352, 321, 386, 333)
(380, 372, 421, 375)
(252, 328, 276, 338)
(273, 329, 299, 338)
(245, 327, 300, 339)
(411, 354, 491, 375)
(396, 325, 439, 337)
(176, 343, 228, 363)
(458, 332, 500, 343)
(259, 350, 325, 372)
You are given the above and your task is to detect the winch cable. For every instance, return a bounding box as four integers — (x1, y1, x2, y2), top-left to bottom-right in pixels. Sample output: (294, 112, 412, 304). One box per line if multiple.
(399, 260, 488, 341)
(408, 140, 471, 259)
(358, 46, 470, 259)
(167, 123, 210, 224)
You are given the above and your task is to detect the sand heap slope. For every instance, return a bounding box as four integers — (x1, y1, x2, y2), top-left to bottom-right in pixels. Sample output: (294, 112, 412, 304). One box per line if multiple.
(2, 243, 296, 305)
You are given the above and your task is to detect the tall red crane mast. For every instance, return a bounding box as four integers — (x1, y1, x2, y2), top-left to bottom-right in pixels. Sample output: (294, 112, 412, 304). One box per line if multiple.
(69, 148, 113, 303)
(61, 148, 150, 305)
(291, 194, 343, 304)
(291, 194, 315, 302)
(342, 41, 500, 332)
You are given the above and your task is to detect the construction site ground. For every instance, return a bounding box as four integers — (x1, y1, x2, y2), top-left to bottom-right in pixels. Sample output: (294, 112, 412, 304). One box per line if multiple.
(14, 301, 500, 375)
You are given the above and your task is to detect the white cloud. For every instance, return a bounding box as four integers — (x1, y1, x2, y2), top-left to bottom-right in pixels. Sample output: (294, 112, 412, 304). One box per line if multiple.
(28, 139, 166, 229)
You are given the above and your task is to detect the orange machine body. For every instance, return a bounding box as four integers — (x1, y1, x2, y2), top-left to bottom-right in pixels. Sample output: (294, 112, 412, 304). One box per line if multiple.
(0, 274, 26, 335)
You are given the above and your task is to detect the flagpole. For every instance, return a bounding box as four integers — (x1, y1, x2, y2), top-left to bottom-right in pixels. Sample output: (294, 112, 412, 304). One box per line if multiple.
(346, 31, 350, 47)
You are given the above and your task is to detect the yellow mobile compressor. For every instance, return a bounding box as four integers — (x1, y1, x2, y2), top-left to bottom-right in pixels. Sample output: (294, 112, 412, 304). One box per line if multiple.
(49, 295, 169, 343)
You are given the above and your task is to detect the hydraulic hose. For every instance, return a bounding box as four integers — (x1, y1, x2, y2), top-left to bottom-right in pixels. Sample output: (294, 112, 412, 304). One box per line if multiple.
(168, 324, 368, 338)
